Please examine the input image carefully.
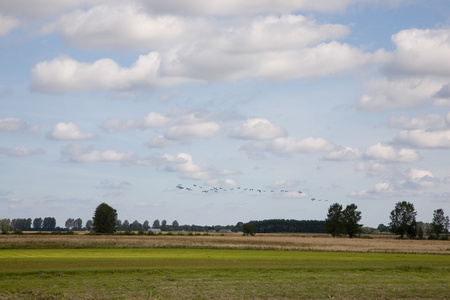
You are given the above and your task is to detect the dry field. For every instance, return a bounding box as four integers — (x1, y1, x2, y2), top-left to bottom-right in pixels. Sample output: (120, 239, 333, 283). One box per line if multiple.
(1, 233, 449, 254)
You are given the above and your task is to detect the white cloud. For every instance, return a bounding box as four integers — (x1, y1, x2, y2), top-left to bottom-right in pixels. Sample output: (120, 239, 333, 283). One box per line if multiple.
(164, 114, 221, 140)
(163, 153, 216, 181)
(268, 137, 335, 154)
(102, 112, 171, 133)
(98, 180, 131, 190)
(384, 28, 450, 77)
(324, 146, 362, 161)
(0, 14, 19, 35)
(407, 168, 436, 188)
(389, 114, 446, 130)
(60, 143, 136, 163)
(364, 143, 419, 163)
(355, 161, 394, 176)
(356, 77, 444, 111)
(145, 136, 185, 148)
(0, 118, 40, 133)
(396, 129, 450, 148)
(229, 118, 287, 140)
(0, 146, 45, 156)
(349, 182, 395, 198)
(41, 4, 198, 50)
(30, 53, 192, 93)
(48, 122, 97, 140)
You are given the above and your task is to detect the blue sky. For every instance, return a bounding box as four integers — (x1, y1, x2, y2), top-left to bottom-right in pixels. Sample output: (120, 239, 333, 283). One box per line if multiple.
(1, 0, 450, 228)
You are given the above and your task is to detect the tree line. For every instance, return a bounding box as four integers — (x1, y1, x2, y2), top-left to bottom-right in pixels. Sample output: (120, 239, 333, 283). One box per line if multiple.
(324, 201, 449, 239)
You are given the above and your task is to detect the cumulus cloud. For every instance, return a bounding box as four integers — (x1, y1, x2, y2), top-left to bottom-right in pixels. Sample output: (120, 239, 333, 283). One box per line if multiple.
(356, 77, 444, 111)
(0, 118, 40, 133)
(324, 146, 362, 161)
(396, 129, 450, 148)
(363, 143, 420, 163)
(349, 182, 395, 198)
(48, 122, 97, 140)
(60, 143, 136, 163)
(164, 114, 221, 140)
(357, 28, 450, 111)
(162, 152, 220, 181)
(229, 118, 287, 140)
(383, 28, 450, 77)
(355, 161, 395, 176)
(31, 8, 387, 93)
(102, 112, 171, 133)
(268, 137, 335, 154)
(0, 146, 45, 156)
(30, 53, 192, 93)
(389, 114, 446, 130)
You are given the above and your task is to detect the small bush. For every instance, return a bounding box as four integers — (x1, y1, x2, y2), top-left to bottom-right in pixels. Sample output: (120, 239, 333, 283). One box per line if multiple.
(14, 229, 23, 235)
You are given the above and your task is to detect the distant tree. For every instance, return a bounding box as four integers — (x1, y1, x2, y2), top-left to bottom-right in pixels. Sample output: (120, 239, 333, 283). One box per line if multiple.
(342, 204, 362, 238)
(92, 203, 118, 234)
(42, 217, 56, 231)
(65, 218, 75, 230)
(85, 220, 93, 231)
(389, 201, 417, 239)
(431, 209, 447, 239)
(152, 219, 160, 229)
(161, 220, 167, 231)
(143, 220, 150, 231)
(172, 220, 179, 231)
(325, 203, 346, 237)
(131, 220, 142, 231)
(377, 224, 389, 232)
(0, 219, 12, 233)
(73, 218, 82, 230)
(12, 218, 32, 231)
(33, 218, 43, 230)
(242, 223, 255, 236)
(122, 220, 130, 231)
(235, 222, 244, 232)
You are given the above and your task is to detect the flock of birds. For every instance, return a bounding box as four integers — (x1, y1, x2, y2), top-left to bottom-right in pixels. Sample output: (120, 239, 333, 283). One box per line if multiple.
(175, 184, 329, 201)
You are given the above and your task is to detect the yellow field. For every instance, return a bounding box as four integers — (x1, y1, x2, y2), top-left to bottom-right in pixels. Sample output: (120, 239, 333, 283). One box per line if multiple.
(1, 233, 449, 254)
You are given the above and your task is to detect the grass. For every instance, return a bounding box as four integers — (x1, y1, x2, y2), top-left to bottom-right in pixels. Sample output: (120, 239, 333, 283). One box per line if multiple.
(0, 234, 449, 299)
(0, 248, 449, 299)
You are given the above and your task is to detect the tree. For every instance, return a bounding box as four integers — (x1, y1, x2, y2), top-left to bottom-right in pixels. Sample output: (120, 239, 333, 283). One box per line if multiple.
(152, 219, 160, 229)
(242, 223, 255, 236)
(325, 203, 346, 237)
(342, 204, 362, 238)
(42, 217, 56, 231)
(131, 220, 142, 231)
(33, 218, 43, 230)
(85, 220, 93, 231)
(377, 224, 389, 232)
(431, 209, 446, 239)
(92, 203, 118, 234)
(172, 220, 179, 231)
(389, 201, 417, 239)
(143, 220, 150, 231)
(65, 218, 75, 230)
(73, 218, 83, 230)
(0, 219, 12, 233)
(122, 220, 130, 231)
(161, 220, 167, 231)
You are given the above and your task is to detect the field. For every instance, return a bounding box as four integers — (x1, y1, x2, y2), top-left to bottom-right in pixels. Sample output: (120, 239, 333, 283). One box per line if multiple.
(0, 234, 449, 299)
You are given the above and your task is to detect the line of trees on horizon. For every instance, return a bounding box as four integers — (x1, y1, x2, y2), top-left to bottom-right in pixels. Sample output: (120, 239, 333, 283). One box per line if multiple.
(1, 201, 448, 239)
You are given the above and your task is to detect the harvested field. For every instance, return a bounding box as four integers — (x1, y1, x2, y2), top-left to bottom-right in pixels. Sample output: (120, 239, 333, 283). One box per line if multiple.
(1, 233, 449, 254)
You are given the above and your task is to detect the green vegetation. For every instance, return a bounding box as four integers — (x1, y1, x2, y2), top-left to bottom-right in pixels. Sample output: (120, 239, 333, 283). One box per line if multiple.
(0, 248, 448, 299)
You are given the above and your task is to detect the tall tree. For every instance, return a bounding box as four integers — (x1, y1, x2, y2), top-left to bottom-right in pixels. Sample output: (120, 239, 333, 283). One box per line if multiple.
(172, 220, 179, 231)
(142, 220, 150, 231)
(325, 203, 346, 237)
(85, 219, 93, 231)
(65, 218, 75, 230)
(161, 220, 167, 231)
(342, 204, 362, 238)
(73, 218, 83, 230)
(389, 201, 417, 239)
(131, 220, 141, 231)
(43, 217, 56, 231)
(33, 218, 42, 230)
(92, 203, 118, 234)
(152, 219, 160, 229)
(431, 209, 446, 239)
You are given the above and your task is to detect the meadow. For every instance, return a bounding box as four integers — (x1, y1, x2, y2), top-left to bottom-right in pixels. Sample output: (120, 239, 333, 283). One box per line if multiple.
(0, 234, 449, 299)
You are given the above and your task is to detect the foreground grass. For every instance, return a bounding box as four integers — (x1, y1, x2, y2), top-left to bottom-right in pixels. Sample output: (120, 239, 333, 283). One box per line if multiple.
(0, 248, 449, 299)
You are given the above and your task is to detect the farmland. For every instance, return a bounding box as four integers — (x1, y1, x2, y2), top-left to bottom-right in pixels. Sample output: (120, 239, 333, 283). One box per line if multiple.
(0, 234, 449, 299)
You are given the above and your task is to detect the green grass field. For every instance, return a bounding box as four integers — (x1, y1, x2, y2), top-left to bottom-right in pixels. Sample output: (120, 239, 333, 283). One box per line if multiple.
(1, 248, 449, 299)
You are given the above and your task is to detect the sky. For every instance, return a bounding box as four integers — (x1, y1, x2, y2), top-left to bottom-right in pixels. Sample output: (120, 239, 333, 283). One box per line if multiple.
(1, 0, 450, 228)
